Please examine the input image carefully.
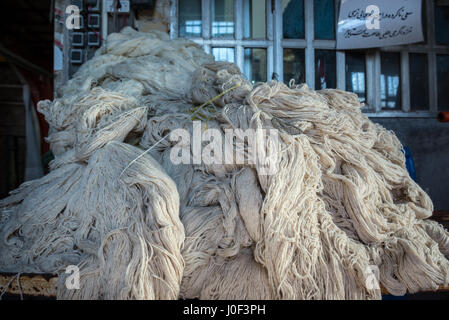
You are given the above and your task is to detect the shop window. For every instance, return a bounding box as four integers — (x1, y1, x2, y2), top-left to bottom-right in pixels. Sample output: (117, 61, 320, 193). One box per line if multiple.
(345, 53, 366, 103)
(437, 54, 449, 110)
(381, 53, 401, 110)
(315, 50, 336, 90)
(212, 47, 235, 63)
(175, 0, 449, 117)
(212, 0, 235, 38)
(282, 0, 305, 39)
(410, 53, 428, 111)
(283, 48, 305, 85)
(243, 0, 266, 39)
(314, 0, 334, 40)
(435, 3, 449, 45)
(244, 48, 267, 83)
(421, 0, 427, 44)
(178, 0, 202, 38)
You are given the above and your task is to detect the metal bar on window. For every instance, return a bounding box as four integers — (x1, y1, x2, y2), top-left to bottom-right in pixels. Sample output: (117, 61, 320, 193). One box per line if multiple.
(305, 0, 315, 89)
(268, 44, 274, 81)
(427, 0, 435, 47)
(366, 52, 374, 110)
(312, 40, 336, 49)
(432, 45, 449, 51)
(335, 0, 340, 39)
(336, 0, 345, 91)
(382, 46, 449, 54)
(273, 0, 283, 82)
(429, 52, 438, 112)
(267, 0, 274, 80)
(234, 0, 243, 71)
(194, 40, 273, 49)
(267, 0, 274, 41)
(281, 40, 307, 48)
(236, 0, 243, 72)
(235, 0, 243, 41)
(374, 50, 381, 112)
(336, 51, 345, 90)
(195, 39, 272, 46)
(401, 51, 411, 112)
(203, 0, 211, 39)
(170, 0, 178, 39)
(427, 0, 438, 112)
(366, 50, 379, 112)
(365, 111, 436, 118)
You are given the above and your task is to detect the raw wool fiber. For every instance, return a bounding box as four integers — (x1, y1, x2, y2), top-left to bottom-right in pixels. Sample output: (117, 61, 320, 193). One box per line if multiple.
(0, 27, 448, 300)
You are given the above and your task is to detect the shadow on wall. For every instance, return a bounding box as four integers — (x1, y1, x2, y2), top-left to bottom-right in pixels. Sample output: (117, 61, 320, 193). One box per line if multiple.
(373, 118, 449, 211)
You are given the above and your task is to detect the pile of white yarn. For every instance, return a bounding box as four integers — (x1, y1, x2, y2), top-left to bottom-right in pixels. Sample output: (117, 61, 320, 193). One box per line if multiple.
(0, 27, 448, 300)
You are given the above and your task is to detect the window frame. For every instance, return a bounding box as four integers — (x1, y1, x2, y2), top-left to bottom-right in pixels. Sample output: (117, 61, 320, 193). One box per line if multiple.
(171, 0, 449, 117)
(171, 0, 274, 82)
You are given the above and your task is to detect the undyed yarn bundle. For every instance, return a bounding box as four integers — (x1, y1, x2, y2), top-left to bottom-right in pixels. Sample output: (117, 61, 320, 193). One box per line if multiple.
(0, 27, 448, 300)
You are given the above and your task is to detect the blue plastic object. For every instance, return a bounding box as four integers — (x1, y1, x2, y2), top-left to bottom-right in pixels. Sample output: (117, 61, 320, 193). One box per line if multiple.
(403, 146, 416, 182)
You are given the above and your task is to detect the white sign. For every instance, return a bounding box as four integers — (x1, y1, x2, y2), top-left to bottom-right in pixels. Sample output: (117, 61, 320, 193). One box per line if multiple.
(337, 0, 423, 50)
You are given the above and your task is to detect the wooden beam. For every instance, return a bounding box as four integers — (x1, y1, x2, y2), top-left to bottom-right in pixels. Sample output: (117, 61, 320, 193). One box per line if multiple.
(381, 285, 449, 295)
(0, 272, 448, 299)
(0, 273, 57, 298)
